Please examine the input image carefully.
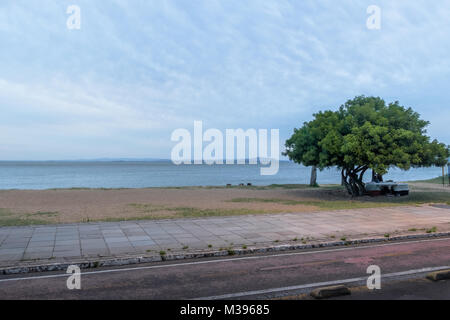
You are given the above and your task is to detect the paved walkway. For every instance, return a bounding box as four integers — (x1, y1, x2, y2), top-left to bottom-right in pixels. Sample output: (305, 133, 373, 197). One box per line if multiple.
(0, 205, 449, 265)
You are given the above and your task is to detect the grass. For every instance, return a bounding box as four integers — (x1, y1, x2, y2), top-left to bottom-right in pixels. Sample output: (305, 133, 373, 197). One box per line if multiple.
(412, 175, 449, 184)
(96, 204, 272, 222)
(426, 227, 437, 233)
(0, 208, 57, 227)
(168, 207, 268, 218)
(33, 211, 59, 217)
(98, 204, 274, 223)
(229, 190, 450, 211)
(230, 197, 405, 210)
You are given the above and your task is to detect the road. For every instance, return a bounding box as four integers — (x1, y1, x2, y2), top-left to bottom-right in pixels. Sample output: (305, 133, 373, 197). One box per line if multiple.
(0, 237, 449, 300)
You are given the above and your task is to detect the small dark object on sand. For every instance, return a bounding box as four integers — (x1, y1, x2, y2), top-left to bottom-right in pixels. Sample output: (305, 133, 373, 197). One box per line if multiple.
(226, 184, 232, 187)
(247, 183, 252, 186)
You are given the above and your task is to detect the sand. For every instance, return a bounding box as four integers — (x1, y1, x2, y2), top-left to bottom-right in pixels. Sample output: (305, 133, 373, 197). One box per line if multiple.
(0, 183, 448, 225)
(0, 186, 343, 223)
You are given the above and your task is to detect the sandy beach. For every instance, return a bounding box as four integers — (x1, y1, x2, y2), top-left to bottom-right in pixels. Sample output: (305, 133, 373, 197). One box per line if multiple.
(0, 183, 448, 226)
(0, 186, 329, 224)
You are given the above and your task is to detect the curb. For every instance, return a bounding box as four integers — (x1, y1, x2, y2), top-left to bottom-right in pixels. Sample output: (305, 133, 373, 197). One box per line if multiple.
(426, 269, 450, 281)
(310, 285, 351, 299)
(1, 231, 449, 276)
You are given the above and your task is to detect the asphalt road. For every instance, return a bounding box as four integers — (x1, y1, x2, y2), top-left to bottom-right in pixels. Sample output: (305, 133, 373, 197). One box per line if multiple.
(0, 237, 449, 300)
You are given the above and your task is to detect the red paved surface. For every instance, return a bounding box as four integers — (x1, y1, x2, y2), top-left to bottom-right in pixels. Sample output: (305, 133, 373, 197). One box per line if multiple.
(0, 237, 449, 299)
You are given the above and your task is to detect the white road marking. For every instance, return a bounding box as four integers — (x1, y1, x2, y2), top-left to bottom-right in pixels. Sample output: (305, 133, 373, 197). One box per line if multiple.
(193, 266, 450, 300)
(0, 237, 449, 283)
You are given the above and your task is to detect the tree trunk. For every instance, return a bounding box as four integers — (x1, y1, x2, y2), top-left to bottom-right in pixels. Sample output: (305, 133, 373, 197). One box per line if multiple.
(342, 166, 368, 197)
(310, 165, 317, 186)
(341, 168, 352, 195)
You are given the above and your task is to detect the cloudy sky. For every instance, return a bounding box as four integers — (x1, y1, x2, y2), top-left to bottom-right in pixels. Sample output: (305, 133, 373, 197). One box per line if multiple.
(1, 0, 449, 160)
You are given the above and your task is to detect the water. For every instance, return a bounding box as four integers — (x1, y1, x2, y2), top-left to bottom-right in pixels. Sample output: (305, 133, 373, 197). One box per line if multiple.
(0, 161, 445, 190)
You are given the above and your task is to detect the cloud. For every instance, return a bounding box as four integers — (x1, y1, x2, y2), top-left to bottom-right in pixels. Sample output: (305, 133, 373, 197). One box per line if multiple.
(0, 0, 449, 159)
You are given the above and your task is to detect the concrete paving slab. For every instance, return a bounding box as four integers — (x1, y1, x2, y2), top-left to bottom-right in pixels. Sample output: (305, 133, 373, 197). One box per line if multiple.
(0, 205, 449, 266)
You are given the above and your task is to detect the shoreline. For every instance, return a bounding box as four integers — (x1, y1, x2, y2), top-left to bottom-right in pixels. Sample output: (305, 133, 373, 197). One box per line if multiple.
(0, 161, 446, 190)
(0, 178, 448, 192)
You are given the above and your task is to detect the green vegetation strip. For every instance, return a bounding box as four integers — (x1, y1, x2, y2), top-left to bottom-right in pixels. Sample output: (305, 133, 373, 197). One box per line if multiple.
(0, 208, 58, 227)
(412, 175, 449, 184)
(230, 197, 407, 210)
(97, 204, 273, 222)
(229, 192, 450, 210)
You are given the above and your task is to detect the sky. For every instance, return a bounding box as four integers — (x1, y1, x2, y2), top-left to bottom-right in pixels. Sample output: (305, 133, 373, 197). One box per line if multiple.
(1, 0, 449, 160)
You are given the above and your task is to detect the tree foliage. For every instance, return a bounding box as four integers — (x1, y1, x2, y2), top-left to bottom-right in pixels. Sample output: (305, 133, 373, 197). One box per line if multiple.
(285, 96, 449, 196)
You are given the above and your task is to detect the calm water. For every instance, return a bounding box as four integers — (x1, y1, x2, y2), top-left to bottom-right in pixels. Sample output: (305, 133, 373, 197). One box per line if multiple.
(0, 161, 444, 190)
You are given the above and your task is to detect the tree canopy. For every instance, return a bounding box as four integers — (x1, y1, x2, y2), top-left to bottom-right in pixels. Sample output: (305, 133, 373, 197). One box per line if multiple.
(284, 96, 449, 196)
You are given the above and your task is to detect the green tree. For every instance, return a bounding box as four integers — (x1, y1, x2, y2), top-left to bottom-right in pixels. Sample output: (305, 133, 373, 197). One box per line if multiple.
(285, 96, 449, 196)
